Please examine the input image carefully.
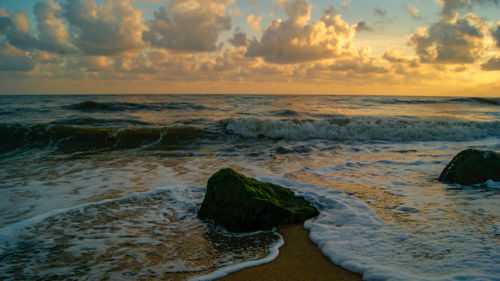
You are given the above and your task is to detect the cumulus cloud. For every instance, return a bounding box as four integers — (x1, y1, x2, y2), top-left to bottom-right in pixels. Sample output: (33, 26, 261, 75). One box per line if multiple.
(229, 29, 249, 46)
(409, 13, 489, 64)
(247, 14, 263, 30)
(0, 3, 72, 54)
(246, 1, 356, 64)
(481, 56, 500, 70)
(34, 0, 75, 54)
(80, 56, 114, 71)
(143, 0, 233, 52)
(0, 15, 12, 35)
(0, 43, 36, 72)
(1, 0, 143, 56)
(383, 50, 419, 65)
(4, 12, 41, 51)
(493, 23, 500, 47)
(0, 54, 36, 72)
(328, 58, 388, 74)
(62, 0, 145, 56)
(438, 0, 499, 19)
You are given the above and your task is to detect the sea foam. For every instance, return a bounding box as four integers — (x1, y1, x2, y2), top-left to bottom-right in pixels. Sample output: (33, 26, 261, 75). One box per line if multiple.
(0, 185, 282, 281)
(222, 117, 500, 142)
(264, 177, 500, 281)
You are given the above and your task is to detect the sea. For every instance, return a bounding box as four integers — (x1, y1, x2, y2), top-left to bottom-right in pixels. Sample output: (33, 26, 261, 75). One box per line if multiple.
(0, 94, 499, 281)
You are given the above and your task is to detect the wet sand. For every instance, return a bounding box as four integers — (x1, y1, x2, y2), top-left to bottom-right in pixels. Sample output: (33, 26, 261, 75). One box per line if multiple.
(219, 224, 363, 281)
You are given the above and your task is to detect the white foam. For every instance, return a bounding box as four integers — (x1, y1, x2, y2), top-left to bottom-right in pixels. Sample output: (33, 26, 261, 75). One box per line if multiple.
(260, 177, 500, 281)
(189, 231, 284, 281)
(0, 184, 287, 281)
(484, 180, 500, 189)
(222, 117, 500, 142)
(0, 186, 201, 256)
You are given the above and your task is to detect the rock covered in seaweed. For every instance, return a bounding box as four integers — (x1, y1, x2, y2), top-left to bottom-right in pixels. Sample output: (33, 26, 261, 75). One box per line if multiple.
(439, 149, 500, 185)
(197, 168, 319, 232)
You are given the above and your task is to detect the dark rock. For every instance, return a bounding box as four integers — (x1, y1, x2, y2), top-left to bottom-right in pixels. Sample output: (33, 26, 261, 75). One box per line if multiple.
(439, 149, 500, 185)
(198, 168, 319, 232)
(275, 146, 293, 154)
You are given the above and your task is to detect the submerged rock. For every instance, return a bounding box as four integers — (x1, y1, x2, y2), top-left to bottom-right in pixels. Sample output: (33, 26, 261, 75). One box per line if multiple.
(439, 149, 500, 185)
(198, 168, 319, 232)
(275, 146, 293, 154)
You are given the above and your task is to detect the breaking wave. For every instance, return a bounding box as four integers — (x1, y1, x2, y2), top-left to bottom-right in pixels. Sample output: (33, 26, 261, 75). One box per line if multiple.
(2, 115, 499, 154)
(221, 117, 500, 142)
(0, 124, 217, 153)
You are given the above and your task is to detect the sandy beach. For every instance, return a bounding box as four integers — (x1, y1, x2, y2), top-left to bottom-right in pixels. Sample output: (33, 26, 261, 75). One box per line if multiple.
(219, 224, 362, 281)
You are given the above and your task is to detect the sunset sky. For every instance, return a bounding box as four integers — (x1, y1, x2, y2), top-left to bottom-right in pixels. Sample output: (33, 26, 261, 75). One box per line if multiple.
(0, 0, 499, 96)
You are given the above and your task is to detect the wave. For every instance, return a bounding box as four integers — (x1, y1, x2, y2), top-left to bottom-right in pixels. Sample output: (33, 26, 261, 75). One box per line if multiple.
(65, 100, 211, 112)
(365, 97, 499, 106)
(0, 124, 217, 153)
(0, 186, 281, 280)
(263, 177, 500, 281)
(53, 117, 152, 126)
(2, 115, 499, 154)
(0, 111, 13, 116)
(221, 117, 500, 142)
(448, 97, 499, 106)
(65, 100, 155, 111)
(267, 109, 300, 117)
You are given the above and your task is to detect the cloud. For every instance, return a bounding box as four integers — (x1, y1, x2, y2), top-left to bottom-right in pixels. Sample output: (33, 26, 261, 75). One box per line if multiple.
(383, 50, 419, 65)
(62, 0, 145, 56)
(229, 29, 249, 46)
(79, 56, 114, 71)
(438, 0, 499, 19)
(247, 14, 263, 30)
(493, 23, 500, 47)
(409, 13, 489, 64)
(0, 54, 36, 72)
(1, 0, 142, 56)
(408, 5, 421, 20)
(2, 5, 73, 55)
(278, 0, 312, 25)
(481, 56, 500, 70)
(0, 43, 36, 72)
(328, 58, 388, 74)
(374, 7, 386, 18)
(34, 0, 75, 54)
(4, 12, 41, 51)
(341, 0, 351, 11)
(142, 0, 233, 52)
(355, 21, 373, 32)
(246, 1, 356, 64)
(0, 16, 12, 35)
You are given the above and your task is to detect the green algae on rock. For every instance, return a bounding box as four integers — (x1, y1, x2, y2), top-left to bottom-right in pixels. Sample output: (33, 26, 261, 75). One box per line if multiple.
(439, 149, 500, 185)
(198, 168, 319, 232)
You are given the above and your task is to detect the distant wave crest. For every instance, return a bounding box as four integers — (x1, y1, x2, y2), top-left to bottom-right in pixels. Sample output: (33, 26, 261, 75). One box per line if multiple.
(65, 100, 211, 112)
(365, 97, 500, 106)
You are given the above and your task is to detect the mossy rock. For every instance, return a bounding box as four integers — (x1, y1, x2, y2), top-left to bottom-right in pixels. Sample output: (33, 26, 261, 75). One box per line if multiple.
(198, 168, 319, 232)
(439, 149, 500, 185)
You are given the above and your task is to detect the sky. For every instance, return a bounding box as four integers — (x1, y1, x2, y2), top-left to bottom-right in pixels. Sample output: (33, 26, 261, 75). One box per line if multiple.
(0, 0, 499, 96)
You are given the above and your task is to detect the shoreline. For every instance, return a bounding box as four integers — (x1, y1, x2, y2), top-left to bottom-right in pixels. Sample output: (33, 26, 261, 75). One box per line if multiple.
(218, 224, 362, 281)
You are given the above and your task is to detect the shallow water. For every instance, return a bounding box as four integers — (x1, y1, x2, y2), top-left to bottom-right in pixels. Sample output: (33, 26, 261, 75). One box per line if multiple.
(0, 95, 499, 280)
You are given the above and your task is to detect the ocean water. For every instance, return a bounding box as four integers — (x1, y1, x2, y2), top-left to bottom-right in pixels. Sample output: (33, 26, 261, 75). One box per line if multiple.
(0, 94, 499, 280)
